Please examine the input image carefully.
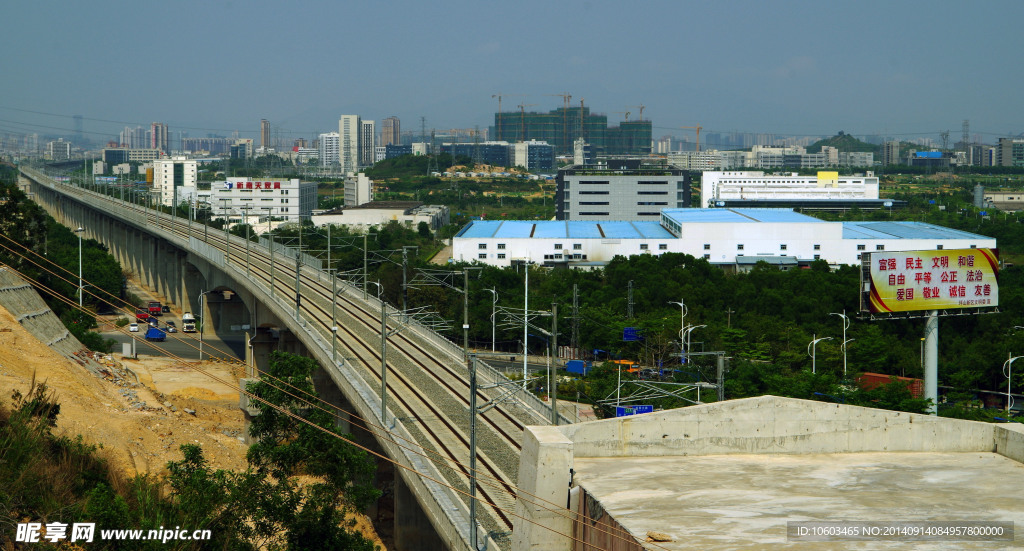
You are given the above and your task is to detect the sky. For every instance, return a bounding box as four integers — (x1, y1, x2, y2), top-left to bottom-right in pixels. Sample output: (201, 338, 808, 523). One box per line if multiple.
(2, 0, 1023, 146)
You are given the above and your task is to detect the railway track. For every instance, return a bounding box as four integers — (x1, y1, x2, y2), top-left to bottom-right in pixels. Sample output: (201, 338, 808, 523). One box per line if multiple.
(144, 203, 534, 538)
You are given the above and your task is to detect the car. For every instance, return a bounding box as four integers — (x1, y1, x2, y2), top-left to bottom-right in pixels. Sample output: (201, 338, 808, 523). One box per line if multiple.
(165, 321, 177, 333)
(148, 318, 159, 327)
(129, 322, 139, 332)
(162, 305, 170, 313)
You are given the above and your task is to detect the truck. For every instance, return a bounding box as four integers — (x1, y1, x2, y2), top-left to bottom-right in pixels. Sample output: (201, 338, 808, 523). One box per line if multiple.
(181, 312, 196, 333)
(135, 308, 150, 323)
(144, 326, 166, 342)
(148, 301, 162, 316)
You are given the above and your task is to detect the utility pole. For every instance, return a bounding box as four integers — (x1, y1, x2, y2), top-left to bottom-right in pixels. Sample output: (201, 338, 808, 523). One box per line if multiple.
(627, 280, 634, 319)
(550, 302, 559, 425)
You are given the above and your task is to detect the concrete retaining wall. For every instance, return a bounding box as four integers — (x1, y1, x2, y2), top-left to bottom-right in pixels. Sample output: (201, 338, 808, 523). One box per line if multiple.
(0, 267, 99, 373)
(557, 395, 998, 457)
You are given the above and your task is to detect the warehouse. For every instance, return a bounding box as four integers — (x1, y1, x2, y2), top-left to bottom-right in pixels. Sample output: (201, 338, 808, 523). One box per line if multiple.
(452, 208, 995, 269)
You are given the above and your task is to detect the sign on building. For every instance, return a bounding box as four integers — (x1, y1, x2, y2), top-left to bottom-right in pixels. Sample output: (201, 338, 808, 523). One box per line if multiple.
(615, 405, 654, 417)
(861, 249, 999, 313)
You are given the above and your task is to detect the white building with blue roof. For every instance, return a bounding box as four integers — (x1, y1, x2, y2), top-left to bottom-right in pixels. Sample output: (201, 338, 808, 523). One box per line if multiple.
(452, 208, 995, 269)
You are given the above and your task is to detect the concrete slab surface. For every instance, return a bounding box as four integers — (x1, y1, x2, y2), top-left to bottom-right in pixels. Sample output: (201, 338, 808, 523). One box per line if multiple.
(574, 452, 1024, 550)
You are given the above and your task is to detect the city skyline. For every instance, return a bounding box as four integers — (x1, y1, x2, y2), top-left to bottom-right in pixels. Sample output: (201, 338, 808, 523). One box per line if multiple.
(3, 0, 1024, 146)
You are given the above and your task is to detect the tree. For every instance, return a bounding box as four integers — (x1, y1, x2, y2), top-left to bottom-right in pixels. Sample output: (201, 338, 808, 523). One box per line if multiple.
(245, 351, 380, 547)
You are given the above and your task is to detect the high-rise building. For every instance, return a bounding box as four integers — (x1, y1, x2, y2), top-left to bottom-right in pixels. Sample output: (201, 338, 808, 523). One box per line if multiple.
(46, 139, 71, 161)
(360, 120, 376, 167)
(998, 138, 1024, 167)
(260, 119, 270, 150)
(153, 157, 197, 207)
(381, 116, 400, 146)
(339, 115, 360, 174)
(882, 141, 901, 166)
(319, 132, 340, 167)
(492, 105, 651, 156)
(150, 122, 168, 154)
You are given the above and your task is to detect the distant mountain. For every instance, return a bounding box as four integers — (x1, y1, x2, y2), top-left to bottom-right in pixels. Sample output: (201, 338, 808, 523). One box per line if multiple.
(806, 133, 880, 153)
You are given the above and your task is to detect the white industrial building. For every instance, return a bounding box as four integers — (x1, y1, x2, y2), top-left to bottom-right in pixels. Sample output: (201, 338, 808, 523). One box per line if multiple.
(152, 157, 198, 207)
(312, 201, 449, 232)
(453, 208, 994, 270)
(209, 177, 318, 224)
(701, 171, 880, 206)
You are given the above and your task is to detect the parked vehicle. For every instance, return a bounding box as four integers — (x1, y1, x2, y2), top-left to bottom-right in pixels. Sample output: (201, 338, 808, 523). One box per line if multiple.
(148, 301, 162, 316)
(129, 322, 139, 332)
(181, 312, 196, 332)
(145, 327, 166, 341)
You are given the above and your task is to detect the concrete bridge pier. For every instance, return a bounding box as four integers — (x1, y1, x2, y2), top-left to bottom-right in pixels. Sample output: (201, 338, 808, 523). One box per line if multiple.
(394, 472, 447, 551)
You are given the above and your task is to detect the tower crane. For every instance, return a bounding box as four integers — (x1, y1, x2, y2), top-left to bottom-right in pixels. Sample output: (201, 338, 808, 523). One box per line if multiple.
(545, 93, 572, 153)
(492, 93, 523, 141)
(633, 105, 646, 121)
(517, 103, 536, 142)
(681, 124, 704, 152)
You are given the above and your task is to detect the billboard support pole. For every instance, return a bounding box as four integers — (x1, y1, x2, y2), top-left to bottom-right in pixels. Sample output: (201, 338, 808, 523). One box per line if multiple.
(924, 310, 939, 415)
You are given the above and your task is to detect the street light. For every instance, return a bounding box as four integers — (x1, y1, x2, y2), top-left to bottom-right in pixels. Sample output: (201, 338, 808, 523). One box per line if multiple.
(830, 309, 852, 376)
(1003, 355, 1024, 413)
(484, 288, 498, 352)
(807, 334, 833, 374)
(683, 324, 706, 364)
(74, 227, 84, 307)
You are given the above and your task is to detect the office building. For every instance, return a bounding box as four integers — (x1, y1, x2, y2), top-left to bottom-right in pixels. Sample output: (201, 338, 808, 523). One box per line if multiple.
(153, 157, 198, 207)
(381, 116, 400, 146)
(319, 132, 339, 167)
(339, 115, 361, 174)
(998, 138, 1024, 167)
(360, 119, 376, 167)
(556, 159, 690, 222)
(513, 140, 556, 171)
(211, 177, 317, 224)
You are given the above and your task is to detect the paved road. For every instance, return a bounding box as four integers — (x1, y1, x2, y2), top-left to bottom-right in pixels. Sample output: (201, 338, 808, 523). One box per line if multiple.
(100, 323, 246, 361)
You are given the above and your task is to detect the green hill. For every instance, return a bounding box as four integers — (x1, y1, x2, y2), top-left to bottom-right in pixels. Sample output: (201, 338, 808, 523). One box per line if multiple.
(806, 132, 880, 154)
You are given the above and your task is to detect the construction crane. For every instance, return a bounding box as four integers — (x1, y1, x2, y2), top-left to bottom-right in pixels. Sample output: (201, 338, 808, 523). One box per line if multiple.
(681, 125, 704, 152)
(517, 103, 536, 142)
(578, 98, 586, 140)
(546, 93, 572, 154)
(613, 111, 631, 122)
(492, 93, 523, 141)
(633, 105, 646, 121)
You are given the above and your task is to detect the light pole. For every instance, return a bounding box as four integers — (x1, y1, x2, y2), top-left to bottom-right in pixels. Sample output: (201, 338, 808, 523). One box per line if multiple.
(683, 324, 706, 364)
(807, 334, 832, 374)
(484, 288, 498, 352)
(74, 227, 84, 307)
(830, 309, 852, 377)
(1003, 355, 1024, 413)
(669, 299, 687, 361)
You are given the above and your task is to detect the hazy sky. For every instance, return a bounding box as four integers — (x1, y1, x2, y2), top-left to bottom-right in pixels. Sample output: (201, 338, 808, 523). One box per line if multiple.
(3, 0, 1022, 145)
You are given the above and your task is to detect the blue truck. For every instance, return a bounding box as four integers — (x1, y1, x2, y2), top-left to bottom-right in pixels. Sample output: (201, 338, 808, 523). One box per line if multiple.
(144, 327, 166, 342)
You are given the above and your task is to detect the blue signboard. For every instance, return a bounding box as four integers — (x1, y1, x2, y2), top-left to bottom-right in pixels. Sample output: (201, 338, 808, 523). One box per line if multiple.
(615, 405, 655, 417)
(623, 327, 641, 341)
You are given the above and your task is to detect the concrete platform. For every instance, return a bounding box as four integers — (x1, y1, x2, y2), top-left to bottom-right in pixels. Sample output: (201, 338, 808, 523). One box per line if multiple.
(574, 452, 1024, 550)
